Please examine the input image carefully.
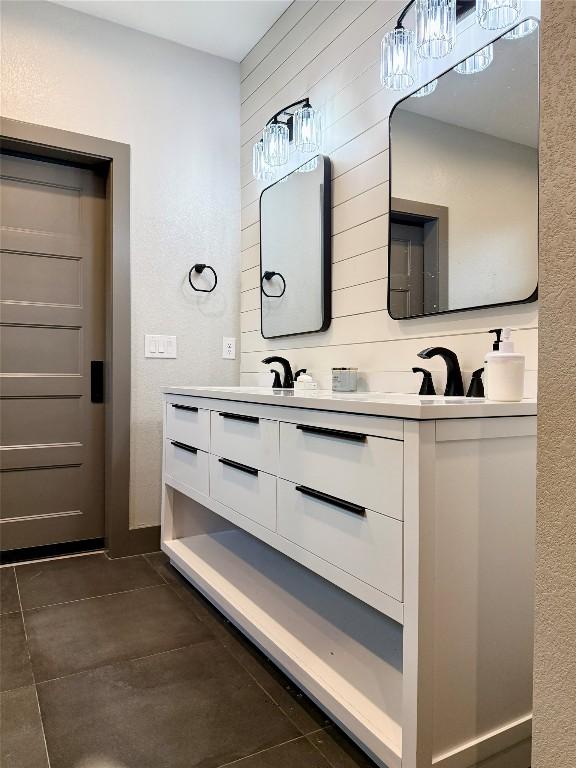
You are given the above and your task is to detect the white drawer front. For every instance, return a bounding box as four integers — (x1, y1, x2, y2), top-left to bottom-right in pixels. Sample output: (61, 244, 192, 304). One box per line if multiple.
(210, 454, 277, 531)
(277, 479, 403, 601)
(165, 439, 209, 496)
(279, 422, 403, 521)
(166, 400, 210, 452)
(211, 410, 279, 474)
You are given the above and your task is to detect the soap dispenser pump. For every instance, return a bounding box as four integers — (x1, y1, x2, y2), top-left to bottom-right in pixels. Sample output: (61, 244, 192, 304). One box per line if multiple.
(485, 327, 525, 401)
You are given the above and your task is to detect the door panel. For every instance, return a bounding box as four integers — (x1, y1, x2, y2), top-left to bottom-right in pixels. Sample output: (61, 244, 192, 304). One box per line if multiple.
(0, 154, 106, 550)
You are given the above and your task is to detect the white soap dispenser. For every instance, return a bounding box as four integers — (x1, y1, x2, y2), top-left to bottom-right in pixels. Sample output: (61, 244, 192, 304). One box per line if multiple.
(485, 327, 525, 401)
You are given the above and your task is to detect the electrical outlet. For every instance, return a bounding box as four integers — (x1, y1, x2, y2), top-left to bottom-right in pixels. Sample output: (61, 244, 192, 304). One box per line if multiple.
(222, 337, 236, 360)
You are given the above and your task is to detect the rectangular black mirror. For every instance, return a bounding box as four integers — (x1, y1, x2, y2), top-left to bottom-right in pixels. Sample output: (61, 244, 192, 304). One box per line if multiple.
(259, 155, 331, 339)
(388, 21, 539, 320)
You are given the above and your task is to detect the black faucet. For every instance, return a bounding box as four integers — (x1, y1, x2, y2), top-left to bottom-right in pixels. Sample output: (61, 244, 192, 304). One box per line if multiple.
(261, 356, 294, 388)
(417, 347, 464, 397)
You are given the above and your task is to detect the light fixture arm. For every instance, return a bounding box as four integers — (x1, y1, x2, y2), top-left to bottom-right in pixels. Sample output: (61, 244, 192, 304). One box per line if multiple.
(395, 0, 416, 28)
(266, 98, 311, 127)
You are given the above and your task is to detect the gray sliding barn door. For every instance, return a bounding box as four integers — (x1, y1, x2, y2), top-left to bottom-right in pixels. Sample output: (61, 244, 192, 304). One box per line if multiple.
(0, 153, 106, 550)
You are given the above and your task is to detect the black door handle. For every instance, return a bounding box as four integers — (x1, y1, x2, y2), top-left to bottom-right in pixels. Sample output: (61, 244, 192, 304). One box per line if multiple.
(295, 485, 366, 516)
(219, 412, 259, 424)
(218, 458, 258, 476)
(296, 424, 367, 442)
(91, 361, 104, 403)
(171, 441, 198, 454)
(171, 403, 199, 413)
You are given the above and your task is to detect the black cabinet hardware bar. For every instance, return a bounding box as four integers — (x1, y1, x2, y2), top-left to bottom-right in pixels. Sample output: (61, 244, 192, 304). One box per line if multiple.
(218, 458, 259, 476)
(295, 485, 366, 516)
(296, 424, 367, 442)
(171, 404, 198, 413)
(171, 441, 197, 454)
(219, 412, 259, 424)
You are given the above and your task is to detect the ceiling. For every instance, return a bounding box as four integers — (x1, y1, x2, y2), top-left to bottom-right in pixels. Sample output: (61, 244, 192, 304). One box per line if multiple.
(398, 28, 539, 148)
(51, 0, 292, 62)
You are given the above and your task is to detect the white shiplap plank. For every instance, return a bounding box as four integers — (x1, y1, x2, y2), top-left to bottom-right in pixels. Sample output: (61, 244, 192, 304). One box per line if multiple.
(241, 244, 260, 272)
(333, 215, 388, 263)
(241, 265, 260, 293)
(333, 279, 387, 317)
(333, 248, 388, 289)
(241, 1, 317, 81)
(241, 287, 260, 313)
(333, 182, 387, 235)
(332, 151, 387, 205)
(241, 1, 342, 102)
(241, 222, 260, 251)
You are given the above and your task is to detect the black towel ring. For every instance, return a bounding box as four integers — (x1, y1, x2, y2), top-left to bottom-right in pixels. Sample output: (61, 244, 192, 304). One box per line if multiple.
(188, 263, 218, 293)
(261, 270, 286, 298)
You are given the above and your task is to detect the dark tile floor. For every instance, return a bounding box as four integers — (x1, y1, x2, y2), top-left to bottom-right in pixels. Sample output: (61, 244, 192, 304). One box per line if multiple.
(0, 551, 379, 768)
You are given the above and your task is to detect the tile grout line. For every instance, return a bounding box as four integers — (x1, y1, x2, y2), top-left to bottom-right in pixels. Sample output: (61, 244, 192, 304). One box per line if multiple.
(34, 637, 217, 688)
(213, 732, 319, 768)
(13, 568, 52, 768)
(20, 581, 166, 613)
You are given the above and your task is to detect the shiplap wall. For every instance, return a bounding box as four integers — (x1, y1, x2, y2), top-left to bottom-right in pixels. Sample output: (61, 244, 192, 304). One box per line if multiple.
(239, 0, 540, 394)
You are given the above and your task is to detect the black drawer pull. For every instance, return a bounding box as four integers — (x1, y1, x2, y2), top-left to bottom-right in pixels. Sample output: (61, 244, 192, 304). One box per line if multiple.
(295, 485, 366, 516)
(219, 458, 259, 476)
(296, 424, 367, 442)
(171, 441, 197, 455)
(219, 412, 259, 424)
(171, 404, 198, 413)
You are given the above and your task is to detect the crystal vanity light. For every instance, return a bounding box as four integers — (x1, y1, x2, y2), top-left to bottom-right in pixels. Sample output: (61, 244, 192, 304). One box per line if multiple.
(454, 43, 494, 74)
(380, 0, 527, 93)
(477, 0, 521, 30)
(411, 78, 438, 97)
(252, 99, 323, 181)
(504, 18, 539, 38)
(416, 0, 456, 59)
(381, 27, 417, 90)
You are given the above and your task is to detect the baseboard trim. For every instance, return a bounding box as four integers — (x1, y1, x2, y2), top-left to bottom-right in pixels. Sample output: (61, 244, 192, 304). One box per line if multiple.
(433, 714, 532, 768)
(108, 525, 160, 558)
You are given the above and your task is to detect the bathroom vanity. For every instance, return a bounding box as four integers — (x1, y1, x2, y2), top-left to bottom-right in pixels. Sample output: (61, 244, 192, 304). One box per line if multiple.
(161, 387, 536, 768)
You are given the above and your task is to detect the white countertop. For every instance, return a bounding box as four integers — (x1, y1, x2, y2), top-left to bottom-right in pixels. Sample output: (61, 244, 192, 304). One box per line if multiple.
(163, 386, 537, 420)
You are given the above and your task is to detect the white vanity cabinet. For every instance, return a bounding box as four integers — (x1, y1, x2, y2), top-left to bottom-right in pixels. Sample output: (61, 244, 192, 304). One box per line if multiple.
(161, 387, 536, 768)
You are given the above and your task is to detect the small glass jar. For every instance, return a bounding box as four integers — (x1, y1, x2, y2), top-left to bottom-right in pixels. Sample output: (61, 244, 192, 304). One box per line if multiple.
(332, 368, 358, 393)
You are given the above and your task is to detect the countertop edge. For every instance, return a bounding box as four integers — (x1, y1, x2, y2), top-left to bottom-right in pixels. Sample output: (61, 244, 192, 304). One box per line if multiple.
(161, 387, 537, 420)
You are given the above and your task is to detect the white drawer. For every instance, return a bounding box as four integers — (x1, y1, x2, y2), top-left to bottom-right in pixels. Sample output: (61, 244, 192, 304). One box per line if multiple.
(166, 400, 210, 452)
(210, 453, 276, 531)
(164, 439, 209, 496)
(211, 409, 279, 474)
(279, 421, 403, 521)
(277, 479, 403, 601)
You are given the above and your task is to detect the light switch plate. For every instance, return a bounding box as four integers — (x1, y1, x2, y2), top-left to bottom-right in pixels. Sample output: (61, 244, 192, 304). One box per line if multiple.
(222, 337, 236, 360)
(145, 335, 177, 358)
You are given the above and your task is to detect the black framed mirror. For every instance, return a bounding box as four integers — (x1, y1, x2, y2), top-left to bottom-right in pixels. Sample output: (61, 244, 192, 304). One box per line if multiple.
(259, 155, 331, 339)
(388, 20, 539, 320)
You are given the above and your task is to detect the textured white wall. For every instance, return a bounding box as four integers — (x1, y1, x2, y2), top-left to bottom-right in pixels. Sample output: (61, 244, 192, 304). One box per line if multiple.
(239, 1, 540, 395)
(0, 1, 241, 528)
(392, 110, 538, 308)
